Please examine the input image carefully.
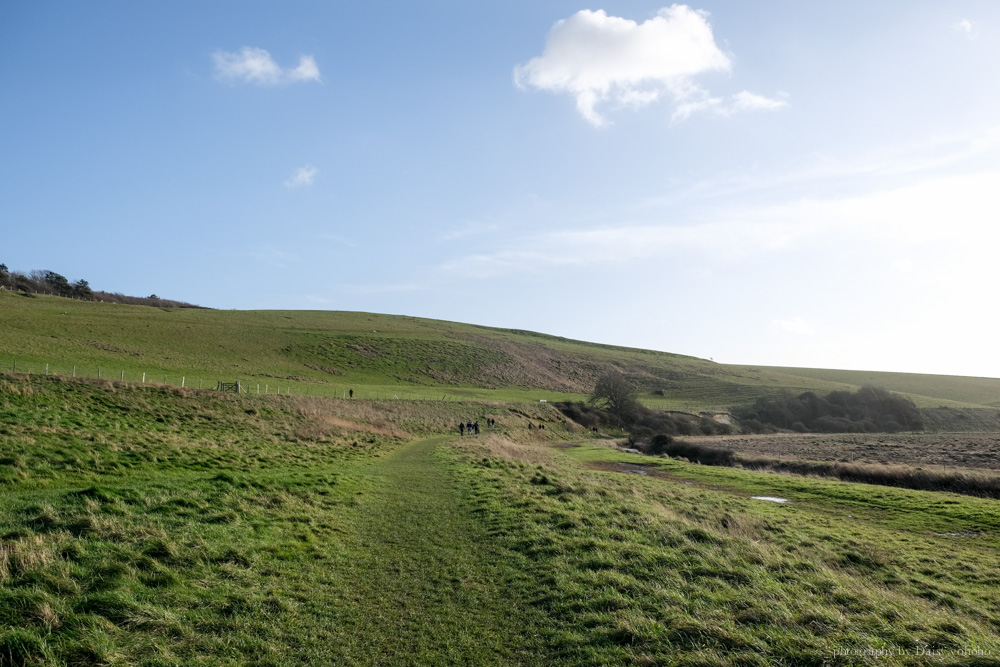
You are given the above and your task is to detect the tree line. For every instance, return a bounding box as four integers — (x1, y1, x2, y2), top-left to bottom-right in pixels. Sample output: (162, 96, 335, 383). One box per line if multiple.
(0, 263, 203, 309)
(559, 372, 925, 457)
(738, 386, 923, 433)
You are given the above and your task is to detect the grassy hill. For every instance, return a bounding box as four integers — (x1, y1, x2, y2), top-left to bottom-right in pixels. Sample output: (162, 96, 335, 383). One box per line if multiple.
(3, 289, 1000, 413)
(4, 289, 1000, 663)
(2, 375, 999, 665)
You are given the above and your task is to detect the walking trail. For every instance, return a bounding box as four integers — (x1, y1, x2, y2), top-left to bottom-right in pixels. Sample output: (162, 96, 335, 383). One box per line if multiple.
(310, 435, 546, 665)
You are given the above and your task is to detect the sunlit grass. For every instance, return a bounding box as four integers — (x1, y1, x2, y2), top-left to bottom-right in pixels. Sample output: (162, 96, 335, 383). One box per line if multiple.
(5, 289, 999, 413)
(3, 375, 1000, 664)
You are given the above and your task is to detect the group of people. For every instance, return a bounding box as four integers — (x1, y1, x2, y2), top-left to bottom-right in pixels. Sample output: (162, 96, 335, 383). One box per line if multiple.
(458, 418, 499, 436)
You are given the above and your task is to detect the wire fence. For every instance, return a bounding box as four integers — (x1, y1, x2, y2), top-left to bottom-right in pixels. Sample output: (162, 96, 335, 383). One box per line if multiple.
(1, 357, 476, 402)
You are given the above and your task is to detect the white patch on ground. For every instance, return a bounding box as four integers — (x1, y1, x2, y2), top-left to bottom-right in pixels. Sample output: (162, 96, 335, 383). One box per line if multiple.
(751, 496, 789, 503)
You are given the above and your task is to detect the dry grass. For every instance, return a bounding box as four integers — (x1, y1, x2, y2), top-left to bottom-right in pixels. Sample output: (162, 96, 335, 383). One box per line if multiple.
(457, 433, 561, 467)
(0, 535, 59, 582)
(315, 415, 410, 439)
(697, 432, 1000, 471)
(737, 456, 1000, 498)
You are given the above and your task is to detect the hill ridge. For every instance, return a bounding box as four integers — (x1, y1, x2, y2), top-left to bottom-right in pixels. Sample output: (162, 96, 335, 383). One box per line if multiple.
(2, 290, 1000, 412)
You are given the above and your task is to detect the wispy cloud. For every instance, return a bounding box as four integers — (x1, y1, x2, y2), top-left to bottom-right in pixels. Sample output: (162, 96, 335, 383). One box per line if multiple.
(284, 165, 317, 188)
(514, 6, 784, 126)
(440, 126, 1000, 281)
(213, 47, 321, 85)
(952, 18, 977, 39)
(672, 90, 788, 122)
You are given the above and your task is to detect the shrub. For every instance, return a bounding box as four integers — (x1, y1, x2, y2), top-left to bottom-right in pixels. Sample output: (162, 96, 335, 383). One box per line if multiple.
(739, 386, 923, 433)
(648, 433, 675, 455)
(660, 440, 735, 466)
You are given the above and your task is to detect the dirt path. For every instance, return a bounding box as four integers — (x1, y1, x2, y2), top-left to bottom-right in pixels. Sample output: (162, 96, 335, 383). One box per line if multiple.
(309, 436, 545, 665)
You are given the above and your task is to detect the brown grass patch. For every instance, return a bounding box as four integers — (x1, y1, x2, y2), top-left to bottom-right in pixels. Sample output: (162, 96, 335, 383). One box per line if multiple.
(457, 433, 559, 467)
(697, 432, 1000, 471)
(314, 414, 409, 439)
(0, 535, 59, 582)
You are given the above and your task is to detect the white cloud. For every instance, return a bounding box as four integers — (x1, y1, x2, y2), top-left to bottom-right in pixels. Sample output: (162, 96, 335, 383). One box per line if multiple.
(213, 47, 321, 85)
(288, 55, 320, 82)
(671, 90, 787, 122)
(514, 6, 784, 126)
(952, 19, 976, 38)
(732, 90, 788, 112)
(771, 317, 815, 336)
(284, 165, 317, 188)
(514, 7, 730, 126)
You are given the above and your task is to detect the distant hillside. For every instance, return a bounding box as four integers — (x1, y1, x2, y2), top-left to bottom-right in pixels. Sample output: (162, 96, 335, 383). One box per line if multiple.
(744, 365, 1000, 409)
(2, 290, 999, 416)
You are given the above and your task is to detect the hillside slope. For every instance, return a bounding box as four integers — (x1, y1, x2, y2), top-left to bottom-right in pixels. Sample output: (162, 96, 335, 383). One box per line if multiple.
(2, 290, 999, 411)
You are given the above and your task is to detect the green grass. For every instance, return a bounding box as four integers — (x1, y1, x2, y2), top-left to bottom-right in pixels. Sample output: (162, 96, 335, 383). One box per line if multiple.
(5, 289, 1000, 413)
(2, 376, 1000, 664)
(0, 376, 565, 664)
(451, 438, 1000, 664)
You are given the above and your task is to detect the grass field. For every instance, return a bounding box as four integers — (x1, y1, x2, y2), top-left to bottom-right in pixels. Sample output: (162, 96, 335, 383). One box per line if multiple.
(3, 375, 1000, 665)
(4, 290, 1000, 414)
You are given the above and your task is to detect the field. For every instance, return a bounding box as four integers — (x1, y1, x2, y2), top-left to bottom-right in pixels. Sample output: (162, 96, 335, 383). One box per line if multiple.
(4, 294, 1000, 663)
(694, 433, 1000, 472)
(4, 290, 1000, 414)
(2, 375, 1000, 665)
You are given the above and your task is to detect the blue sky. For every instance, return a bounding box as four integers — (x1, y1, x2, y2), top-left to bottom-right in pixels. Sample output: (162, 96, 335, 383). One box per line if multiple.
(3, 2, 1000, 377)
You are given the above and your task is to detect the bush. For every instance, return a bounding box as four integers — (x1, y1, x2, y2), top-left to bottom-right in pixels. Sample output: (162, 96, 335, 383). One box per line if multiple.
(648, 433, 675, 455)
(739, 386, 923, 433)
(659, 440, 735, 466)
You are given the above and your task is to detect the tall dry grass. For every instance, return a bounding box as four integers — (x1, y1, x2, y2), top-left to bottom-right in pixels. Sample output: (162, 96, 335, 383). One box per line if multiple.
(0, 535, 59, 582)
(660, 439, 1000, 498)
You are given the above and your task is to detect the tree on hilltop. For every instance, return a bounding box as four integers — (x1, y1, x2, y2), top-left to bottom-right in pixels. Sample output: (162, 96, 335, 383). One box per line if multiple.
(72, 279, 93, 299)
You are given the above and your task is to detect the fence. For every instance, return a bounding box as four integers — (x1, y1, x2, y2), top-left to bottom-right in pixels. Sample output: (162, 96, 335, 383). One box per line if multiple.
(1, 357, 485, 402)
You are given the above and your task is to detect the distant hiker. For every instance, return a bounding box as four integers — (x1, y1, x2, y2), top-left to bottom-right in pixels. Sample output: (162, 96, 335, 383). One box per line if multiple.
(474, 421, 480, 435)
(459, 422, 465, 436)
(349, 388, 354, 398)
(528, 423, 534, 430)
(539, 424, 545, 430)
(467, 420, 473, 433)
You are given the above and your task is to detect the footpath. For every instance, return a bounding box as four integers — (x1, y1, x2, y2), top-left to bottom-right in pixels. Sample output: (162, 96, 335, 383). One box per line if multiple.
(311, 436, 546, 665)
